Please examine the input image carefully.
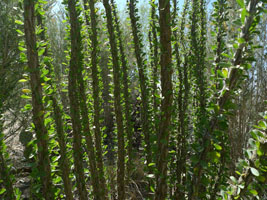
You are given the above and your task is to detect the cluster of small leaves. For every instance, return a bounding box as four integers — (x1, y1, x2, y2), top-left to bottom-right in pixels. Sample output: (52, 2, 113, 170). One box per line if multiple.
(220, 112, 267, 199)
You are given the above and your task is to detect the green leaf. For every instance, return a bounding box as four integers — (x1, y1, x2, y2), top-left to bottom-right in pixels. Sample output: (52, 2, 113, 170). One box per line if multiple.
(21, 94, 31, 99)
(43, 56, 50, 63)
(238, 37, 245, 44)
(36, 27, 44, 35)
(38, 10, 45, 16)
(216, 151, 221, 158)
(250, 167, 259, 176)
(219, 62, 231, 67)
(258, 121, 266, 129)
(22, 89, 31, 93)
(241, 8, 248, 24)
(235, 170, 241, 175)
(43, 76, 51, 82)
(257, 176, 265, 182)
(15, 20, 24, 25)
(257, 149, 263, 156)
(148, 163, 155, 167)
(20, 52, 27, 62)
(221, 53, 232, 59)
(38, 0, 47, 4)
(42, 69, 49, 76)
(236, 0, 245, 8)
(249, 189, 258, 195)
(250, 130, 258, 140)
(16, 29, 24, 36)
(150, 186, 155, 193)
(24, 104, 32, 110)
(38, 48, 45, 56)
(15, 188, 21, 200)
(0, 188, 6, 195)
(214, 143, 222, 151)
(230, 176, 237, 183)
(169, 150, 175, 154)
(222, 68, 228, 78)
(44, 117, 53, 126)
(18, 46, 27, 52)
(19, 79, 28, 83)
(233, 43, 239, 49)
(54, 176, 61, 184)
(246, 149, 252, 159)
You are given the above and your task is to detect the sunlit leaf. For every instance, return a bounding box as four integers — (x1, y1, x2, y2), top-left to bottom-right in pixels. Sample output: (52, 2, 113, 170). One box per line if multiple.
(15, 20, 24, 25)
(236, 0, 245, 8)
(38, 48, 45, 56)
(19, 79, 28, 83)
(249, 189, 258, 195)
(250, 167, 259, 176)
(222, 68, 228, 78)
(22, 89, 31, 93)
(21, 94, 31, 99)
(0, 188, 6, 195)
(214, 144, 222, 151)
(147, 174, 154, 178)
(18, 46, 27, 51)
(16, 29, 24, 36)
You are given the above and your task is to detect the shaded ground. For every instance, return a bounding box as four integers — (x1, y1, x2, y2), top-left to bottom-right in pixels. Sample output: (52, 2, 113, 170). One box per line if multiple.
(5, 132, 31, 199)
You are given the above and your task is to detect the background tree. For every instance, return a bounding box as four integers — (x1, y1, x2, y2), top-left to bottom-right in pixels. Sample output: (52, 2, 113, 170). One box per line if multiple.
(103, 0, 125, 199)
(23, 0, 54, 199)
(36, 6, 74, 199)
(111, 0, 134, 178)
(155, 0, 173, 198)
(83, 0, 108, 197)
(128, 0, 152, 168)
(65, 0, 88, 198)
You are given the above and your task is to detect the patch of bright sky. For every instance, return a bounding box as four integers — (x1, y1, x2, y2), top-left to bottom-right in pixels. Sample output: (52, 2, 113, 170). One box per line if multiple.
(114, 0, 215, 12)
(55, 0, 214, 14)
(55, 0, 146, 11)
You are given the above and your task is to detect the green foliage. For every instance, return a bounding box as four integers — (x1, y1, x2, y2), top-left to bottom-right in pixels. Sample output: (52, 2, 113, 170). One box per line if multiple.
(1, 0, 266, 199)
(221, 112, 267, 199)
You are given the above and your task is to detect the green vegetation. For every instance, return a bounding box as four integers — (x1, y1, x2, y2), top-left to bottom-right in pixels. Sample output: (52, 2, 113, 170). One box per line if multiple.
(0, 0, 266, 199)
